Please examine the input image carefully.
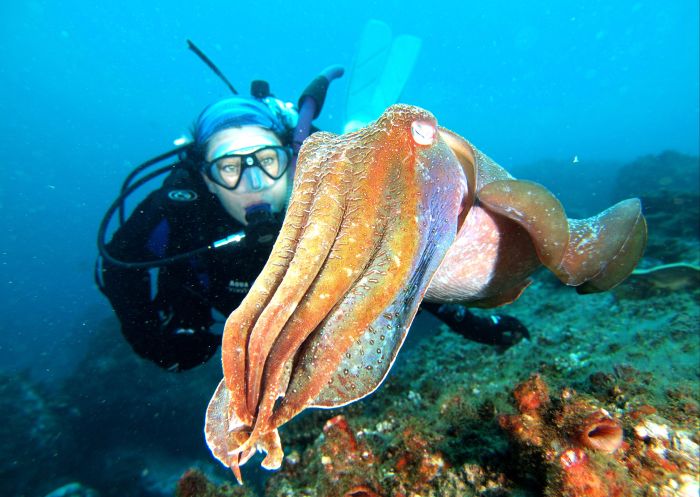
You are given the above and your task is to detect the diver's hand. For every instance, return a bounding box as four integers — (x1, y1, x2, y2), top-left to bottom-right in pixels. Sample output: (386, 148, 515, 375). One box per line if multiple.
(483, 314, 530, 347)
(119, 303, 219, 371)
(159, 319, 220, 372)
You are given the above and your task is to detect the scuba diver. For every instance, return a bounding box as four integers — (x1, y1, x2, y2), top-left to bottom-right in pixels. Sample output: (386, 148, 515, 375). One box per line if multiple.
(96, 46, 529, 372)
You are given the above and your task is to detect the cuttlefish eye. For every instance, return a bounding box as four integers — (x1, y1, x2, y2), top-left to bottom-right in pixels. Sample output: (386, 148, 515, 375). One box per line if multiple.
(411, 120, 436, 145)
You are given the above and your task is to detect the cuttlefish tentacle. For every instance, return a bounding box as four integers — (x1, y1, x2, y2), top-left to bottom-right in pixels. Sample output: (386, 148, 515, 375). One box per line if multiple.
(232, 127, 401, 459)
(243, 140, 350, 415)
(211, 133, 337, 480)
(220, 134, 328, 417)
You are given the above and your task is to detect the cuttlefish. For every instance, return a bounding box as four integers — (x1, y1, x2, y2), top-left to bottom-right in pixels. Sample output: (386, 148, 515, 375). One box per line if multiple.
(205, 105, 647, 482)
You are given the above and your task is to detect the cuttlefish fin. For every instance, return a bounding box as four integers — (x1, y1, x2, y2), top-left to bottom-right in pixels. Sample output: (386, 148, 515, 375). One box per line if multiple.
(477, 180, 647, 293)
(309, 284, 422, 408)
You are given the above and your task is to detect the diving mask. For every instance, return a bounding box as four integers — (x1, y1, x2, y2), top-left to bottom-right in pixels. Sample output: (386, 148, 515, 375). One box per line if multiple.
(203, 145, 292, 191)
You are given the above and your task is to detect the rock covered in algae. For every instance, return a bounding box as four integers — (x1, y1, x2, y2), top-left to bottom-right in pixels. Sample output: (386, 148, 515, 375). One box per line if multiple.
(0, 371, 68, 496)
(499, 375, 699, 497)
(175, 468, 256, 497)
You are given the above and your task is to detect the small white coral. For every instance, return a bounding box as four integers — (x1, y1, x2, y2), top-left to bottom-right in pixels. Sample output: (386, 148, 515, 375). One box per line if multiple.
(634, 418, 670, 441)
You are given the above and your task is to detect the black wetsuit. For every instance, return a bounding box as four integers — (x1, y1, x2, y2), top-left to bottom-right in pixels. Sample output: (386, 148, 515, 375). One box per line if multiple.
(100, 165, 529, 372)
(99, 165, 278, 371)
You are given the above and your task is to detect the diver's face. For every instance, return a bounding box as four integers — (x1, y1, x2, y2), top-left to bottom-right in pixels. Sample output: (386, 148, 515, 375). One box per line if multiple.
(203, 126, 290, 225)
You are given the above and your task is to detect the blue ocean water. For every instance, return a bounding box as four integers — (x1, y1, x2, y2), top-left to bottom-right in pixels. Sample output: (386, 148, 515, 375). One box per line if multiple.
(1, 0, 698, 378)
(0, 1, 698, 495)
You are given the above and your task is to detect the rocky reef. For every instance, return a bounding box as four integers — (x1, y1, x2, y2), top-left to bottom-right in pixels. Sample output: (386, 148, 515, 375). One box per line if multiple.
(178, 264, 698, 496)
(175, 468, 255, 497)
(174, 152, 699, 496)
(0, 371, 70, 497)
(611, 150, 699, 201)
(3, 150, 698, 496)
(612, 150, 699, 265)
(499, 375, 698, 496)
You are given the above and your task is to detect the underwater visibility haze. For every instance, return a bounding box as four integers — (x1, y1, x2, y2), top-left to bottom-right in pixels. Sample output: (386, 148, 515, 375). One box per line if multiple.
(0, 1, 698, 496)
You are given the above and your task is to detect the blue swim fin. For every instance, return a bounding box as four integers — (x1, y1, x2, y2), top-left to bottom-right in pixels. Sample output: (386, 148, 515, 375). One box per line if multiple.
(344, 20, 422, 133)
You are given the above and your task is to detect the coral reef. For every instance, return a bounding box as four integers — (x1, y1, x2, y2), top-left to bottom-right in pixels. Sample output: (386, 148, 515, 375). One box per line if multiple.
(265, 411, 440, 496)
(8, 264, 697, 497)
(156, 266, 698, 497)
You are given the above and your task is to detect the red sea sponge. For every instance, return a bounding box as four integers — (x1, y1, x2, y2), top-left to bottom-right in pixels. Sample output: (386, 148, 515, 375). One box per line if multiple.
(513, 374, 550, 413)
(558, 448, 631, 497)
(324, 414, 359, 452)
(499, 375, 553, 448)
(558, 448, 608, 497)
(575, 409, 623, 454)
(343, 485, 383, 497)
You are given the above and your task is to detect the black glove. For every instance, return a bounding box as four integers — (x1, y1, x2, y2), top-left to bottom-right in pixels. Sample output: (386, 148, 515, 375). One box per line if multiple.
(153, 308, 220, 371)
(475, 314, 530, 347)
(120, 305, 220, 372)
(421, 302, 530, 348)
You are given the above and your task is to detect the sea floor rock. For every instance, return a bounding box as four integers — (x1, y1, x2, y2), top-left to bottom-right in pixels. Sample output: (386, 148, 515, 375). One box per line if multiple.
(14, 151, 700, 497)
(177, 262, 699, 496)
(43, 482, 100, 497)
(499, 375, 699, 497)
(258, 263, 698, 495)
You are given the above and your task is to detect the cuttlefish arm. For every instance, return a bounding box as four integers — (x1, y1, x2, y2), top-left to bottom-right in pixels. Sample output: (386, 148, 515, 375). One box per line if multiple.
(425, 128, 647, 306)
(206, 105, 469, 482)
